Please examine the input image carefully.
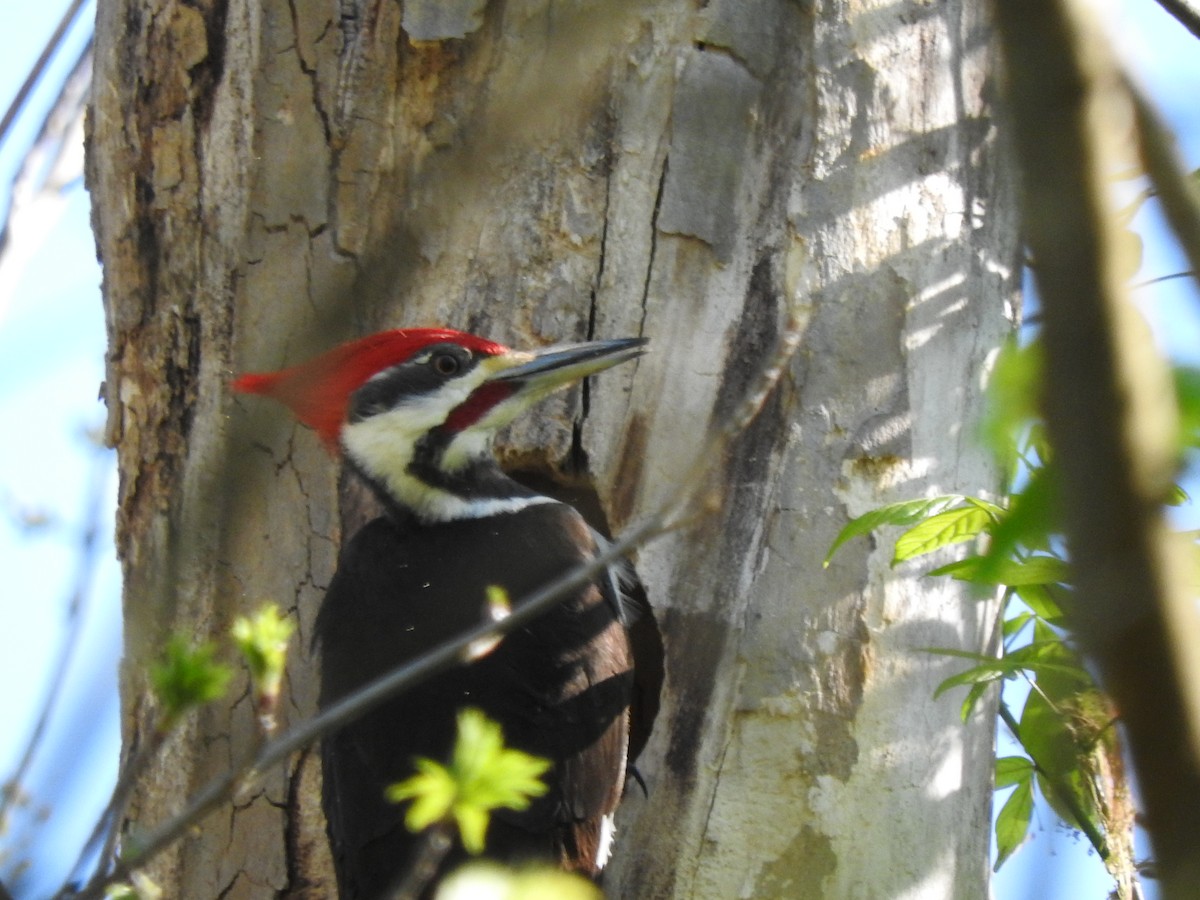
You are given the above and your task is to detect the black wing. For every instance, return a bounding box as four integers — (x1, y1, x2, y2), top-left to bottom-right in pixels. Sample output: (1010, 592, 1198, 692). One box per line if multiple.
(316, 505, 646, 897)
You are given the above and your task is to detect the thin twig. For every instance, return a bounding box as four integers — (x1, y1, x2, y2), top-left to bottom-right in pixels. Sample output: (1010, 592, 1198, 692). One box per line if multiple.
(0, 0, 88, 149)
(389, 822, 453, 900)
(1128, 82, 1200, 303)
(997, 702, 1110, 861)
(0, 39, 91, 324)
(67, 728, 167, 891)
(1131, 271, 1194, 291)
(70, 512, 666, 900)
(1153, 0, 1200, 42)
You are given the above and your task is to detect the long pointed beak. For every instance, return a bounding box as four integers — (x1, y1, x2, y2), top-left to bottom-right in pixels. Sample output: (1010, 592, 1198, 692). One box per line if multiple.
(490, 337, 648, 390)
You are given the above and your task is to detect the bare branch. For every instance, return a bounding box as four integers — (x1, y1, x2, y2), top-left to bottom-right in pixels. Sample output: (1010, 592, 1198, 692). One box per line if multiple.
(1128, 82, 1200, 304)
(0, 0, 88, 149)
(66, 728, 168, 891)
(0, 40, 91, 325)
(1154, 0, 1200, 42)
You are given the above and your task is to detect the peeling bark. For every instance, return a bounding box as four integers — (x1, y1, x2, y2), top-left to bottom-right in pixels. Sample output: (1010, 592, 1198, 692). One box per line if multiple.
(89, 0, 1015, 896)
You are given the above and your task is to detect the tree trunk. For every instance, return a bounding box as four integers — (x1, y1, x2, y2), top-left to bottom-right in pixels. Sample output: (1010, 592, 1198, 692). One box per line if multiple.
(88, 0, 1016, 897)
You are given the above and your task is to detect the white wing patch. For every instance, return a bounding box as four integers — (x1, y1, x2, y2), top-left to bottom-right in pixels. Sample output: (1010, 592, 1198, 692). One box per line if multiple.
(596, 813, 617, 869)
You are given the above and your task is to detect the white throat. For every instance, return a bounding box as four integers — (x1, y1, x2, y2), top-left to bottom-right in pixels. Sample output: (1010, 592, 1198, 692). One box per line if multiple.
(341, 405, 554, 523)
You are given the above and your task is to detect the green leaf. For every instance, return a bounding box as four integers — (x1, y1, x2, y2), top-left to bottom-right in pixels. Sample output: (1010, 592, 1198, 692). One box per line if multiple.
(386, 709, 550, 855)
(1030, 619, 1076, 662)
(993, 777, 1034, 871)
(1017, 667, 1102, 832)
(933, 662, 1010, 701)
(1022, 422, 1052, 468)
(824, 496, 964, 566)
(1035, 768, 1100, 838)
(927, 641, 1091, 702)
(150, 635, 232, 728)
(1166, 483, 1192, 506)
(960, 680, 993, 722)
(923, 646, 1007, 663)
(456, 804, 490, 855)
(1175, 366, 1200, 448)
(965, 497, 1006, 519)
(929, 555, 1069, 587)
(1004, 641, 1093, 686)
(1001, 556, 1070, 586)
(1015, 583, 1064, 622)
(981, 339, 1044, 468)
(454, 708, 550, 811)
(893, 505, 993, 563)
(926, 558, 982, 580)
(389, 758, 458, 832)
(1002, 611, 1034, 640)
(974, 465, 1060, 581)
(995, 755, 1034, 789)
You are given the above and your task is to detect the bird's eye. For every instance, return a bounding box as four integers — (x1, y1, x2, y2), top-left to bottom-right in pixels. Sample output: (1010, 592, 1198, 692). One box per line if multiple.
(432, 353, 461, 376)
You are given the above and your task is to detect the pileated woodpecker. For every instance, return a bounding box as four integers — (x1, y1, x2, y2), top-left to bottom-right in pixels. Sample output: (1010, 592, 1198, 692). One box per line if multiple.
(234, 328, 658, 898)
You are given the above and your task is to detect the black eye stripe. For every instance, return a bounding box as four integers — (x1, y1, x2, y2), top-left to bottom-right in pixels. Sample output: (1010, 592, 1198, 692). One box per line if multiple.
(347, 344, 481, 423)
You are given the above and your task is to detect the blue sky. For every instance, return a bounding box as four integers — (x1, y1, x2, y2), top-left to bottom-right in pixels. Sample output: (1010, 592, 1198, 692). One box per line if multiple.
(1, 1, 1198, 897)
(0, 3, 118, 896)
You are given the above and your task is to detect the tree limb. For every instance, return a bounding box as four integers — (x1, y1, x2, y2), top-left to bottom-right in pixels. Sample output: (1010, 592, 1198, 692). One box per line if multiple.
(0, 0, 87, 149)
(992, 0, 1200, 894)
(1154, 0, 1200, 42)
(1129, 82, 1200, 295)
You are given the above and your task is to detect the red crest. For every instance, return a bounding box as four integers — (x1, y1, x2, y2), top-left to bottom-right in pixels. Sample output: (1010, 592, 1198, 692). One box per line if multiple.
(232, 329, 507, 449)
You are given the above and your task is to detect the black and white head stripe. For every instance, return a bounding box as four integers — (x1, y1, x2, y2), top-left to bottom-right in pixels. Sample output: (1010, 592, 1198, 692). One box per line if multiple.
(339, 335, 646, 523)
(347, 343, 488, 424)
(341, 348, 551, 522)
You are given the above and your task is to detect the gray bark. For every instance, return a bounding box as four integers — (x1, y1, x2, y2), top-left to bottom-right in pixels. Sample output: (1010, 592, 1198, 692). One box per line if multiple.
(88, 0, 1016, 897)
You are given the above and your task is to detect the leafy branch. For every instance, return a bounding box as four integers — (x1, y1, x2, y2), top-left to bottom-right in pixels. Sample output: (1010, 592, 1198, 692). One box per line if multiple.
(828, 480, 1137, 885)
(824, 337, 1200, 896)
(995, 1, 1200, 895)
(383, 708, 551, 899)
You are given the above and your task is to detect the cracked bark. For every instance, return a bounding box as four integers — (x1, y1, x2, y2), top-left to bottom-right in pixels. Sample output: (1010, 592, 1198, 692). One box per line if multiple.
(90, 0, 1015, 897)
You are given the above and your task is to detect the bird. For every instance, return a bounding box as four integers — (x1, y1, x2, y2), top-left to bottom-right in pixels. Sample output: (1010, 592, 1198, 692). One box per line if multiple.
(233, 328, 660, 899)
